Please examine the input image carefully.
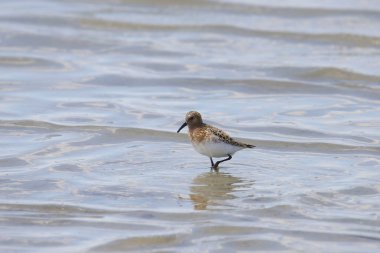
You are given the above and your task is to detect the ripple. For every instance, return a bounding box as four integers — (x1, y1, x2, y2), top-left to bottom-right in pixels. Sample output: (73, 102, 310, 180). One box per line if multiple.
(223, 239, 288, 251)
(50, 164, 84, 172)
(338, 186, 378, 196)
(79, 18, 380, 48)
(0, 56, 66, 70)
(91, 233, 188, 252)
(1, 32, 106, 50)
(0, 157, 28, 167)
(83, 74, 380, 103)
(271, 66, 380, 84)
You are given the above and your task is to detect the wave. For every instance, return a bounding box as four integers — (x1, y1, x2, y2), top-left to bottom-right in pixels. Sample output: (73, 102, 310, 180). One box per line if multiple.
(83, 74, 380, 104)
(1, 120, 379, 156)
(78, 19, 380, 48)
(0, 56, 68, 70)
(270, 66, 380, 83)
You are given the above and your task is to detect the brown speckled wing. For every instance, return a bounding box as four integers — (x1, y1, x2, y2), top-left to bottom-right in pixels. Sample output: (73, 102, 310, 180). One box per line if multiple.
(208, 125, 248, 148)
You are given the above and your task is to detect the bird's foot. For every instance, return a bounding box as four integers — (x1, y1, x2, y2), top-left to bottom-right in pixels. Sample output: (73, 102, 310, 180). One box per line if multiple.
(211, 164, 219, 171)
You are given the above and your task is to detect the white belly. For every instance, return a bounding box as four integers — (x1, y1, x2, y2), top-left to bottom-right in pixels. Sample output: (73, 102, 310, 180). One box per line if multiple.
(192, 141, 242, 158)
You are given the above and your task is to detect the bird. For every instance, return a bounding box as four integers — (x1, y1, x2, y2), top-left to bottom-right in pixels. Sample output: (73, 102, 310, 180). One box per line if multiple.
(177, 111, 255, 170)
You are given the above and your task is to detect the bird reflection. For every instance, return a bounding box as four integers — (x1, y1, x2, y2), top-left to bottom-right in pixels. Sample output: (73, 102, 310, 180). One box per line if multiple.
(190, 171, 246, 210)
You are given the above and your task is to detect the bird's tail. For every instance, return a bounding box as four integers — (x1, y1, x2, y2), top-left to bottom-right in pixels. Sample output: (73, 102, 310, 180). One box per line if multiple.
(245, 143, 255, 148)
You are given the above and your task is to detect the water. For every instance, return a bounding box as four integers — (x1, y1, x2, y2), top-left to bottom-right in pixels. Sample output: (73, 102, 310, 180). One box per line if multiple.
(1, 0, 380, 252)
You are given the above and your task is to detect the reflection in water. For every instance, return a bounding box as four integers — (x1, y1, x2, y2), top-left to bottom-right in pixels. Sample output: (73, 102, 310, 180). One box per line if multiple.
(190, 171, 247, 210)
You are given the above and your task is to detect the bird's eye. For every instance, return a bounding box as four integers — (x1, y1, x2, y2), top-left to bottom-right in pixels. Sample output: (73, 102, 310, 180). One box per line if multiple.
(189, 116, 194, 121)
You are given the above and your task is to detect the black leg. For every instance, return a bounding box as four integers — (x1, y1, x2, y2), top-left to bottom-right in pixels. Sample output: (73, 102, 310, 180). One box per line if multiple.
(209, 157, 214, 167)
(213, 155, 232, 169)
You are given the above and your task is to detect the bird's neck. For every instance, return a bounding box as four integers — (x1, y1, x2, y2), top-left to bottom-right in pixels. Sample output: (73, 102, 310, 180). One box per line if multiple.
(188, 122, 205, 131)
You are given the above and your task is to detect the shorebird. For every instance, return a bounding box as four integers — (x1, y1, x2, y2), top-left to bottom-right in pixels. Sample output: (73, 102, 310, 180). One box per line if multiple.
(177, 111, 255, 170)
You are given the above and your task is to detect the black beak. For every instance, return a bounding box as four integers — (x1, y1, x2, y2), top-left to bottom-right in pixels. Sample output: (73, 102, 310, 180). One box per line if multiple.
(177, 122, 187, 133)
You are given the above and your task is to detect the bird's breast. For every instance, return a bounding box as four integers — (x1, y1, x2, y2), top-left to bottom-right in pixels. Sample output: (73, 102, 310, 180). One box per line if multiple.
(192, 140, 242, 158)
(189, 127, 210, 143)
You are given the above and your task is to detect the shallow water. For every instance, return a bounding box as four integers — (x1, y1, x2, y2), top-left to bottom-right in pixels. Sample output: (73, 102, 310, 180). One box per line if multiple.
(1, 0, 380, 252)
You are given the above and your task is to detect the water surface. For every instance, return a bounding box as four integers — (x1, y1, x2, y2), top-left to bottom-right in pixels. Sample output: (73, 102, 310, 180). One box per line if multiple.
(1, 0, 380, 252)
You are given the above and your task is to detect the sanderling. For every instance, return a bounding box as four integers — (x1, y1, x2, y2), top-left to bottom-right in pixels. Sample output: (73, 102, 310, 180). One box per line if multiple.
(177, 111, 255, 170)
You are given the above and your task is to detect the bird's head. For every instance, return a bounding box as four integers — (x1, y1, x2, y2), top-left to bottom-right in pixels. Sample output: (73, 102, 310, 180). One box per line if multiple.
(177, 111, 203, 133)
